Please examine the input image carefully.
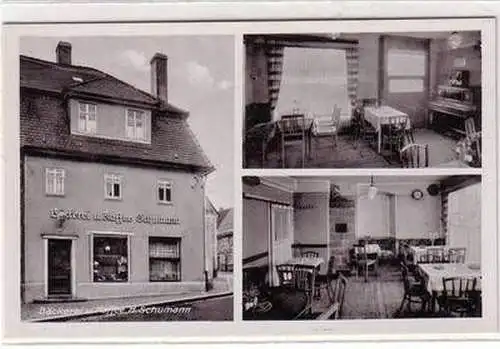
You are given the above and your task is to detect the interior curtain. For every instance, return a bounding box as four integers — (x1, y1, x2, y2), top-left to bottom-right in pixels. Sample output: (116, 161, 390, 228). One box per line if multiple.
(345, 46, 359, 104)
(265, 40, 285, 112)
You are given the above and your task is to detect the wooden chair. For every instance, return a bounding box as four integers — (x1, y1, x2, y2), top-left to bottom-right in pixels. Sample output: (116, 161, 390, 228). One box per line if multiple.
(355, 244, 378, 282)
(439, 277, 477, 317)
(398, 262, 430, 315)
(464, 117, 481, 165)
(276, 264, 296, 288)
(400, 143, 429, 168)
(293, 265, 316, 319)
(352, 99, 379, 148)
(313, 105, 341, 147)
(301, 251, 319, 258)
(315, 274, 348, 320)
(426, 247, 446, 263)
(244, 122, 276, 167)
(448, 248, 466, 263)
(314, 256, 336, 301)
(278, 114, 307, 168)
(382, 116, 409, 154)
(416, 252, 431, 264)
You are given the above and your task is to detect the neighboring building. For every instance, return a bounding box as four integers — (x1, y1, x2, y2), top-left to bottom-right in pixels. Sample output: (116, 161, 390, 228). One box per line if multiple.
(20, 41, 214, 303)
(217, 208, 233, 272)
(205, 197, 219, 278)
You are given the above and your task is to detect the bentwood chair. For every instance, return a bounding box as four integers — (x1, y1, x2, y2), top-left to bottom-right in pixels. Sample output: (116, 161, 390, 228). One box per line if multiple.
(448, 248, 466, 263)
(315, 273, 348, 320)
(439, 277, 478, 317)
(278, 114, 307, 168)
(400, 143, 429, 168)
(398, 262, 430, 315)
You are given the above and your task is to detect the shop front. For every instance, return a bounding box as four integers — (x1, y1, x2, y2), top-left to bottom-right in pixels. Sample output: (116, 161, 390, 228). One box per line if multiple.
(22, 156, 206, 303)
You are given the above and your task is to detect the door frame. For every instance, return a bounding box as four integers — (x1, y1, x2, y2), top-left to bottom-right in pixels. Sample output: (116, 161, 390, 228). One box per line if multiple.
(42, 235, 77, 298)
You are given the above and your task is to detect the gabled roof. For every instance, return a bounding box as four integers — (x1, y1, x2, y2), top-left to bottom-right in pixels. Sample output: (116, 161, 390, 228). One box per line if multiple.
(20, 55, 213, 171)
(205, 197, 218, 215)
(20, 55, 187, 114)
(217, 208, 233, 235)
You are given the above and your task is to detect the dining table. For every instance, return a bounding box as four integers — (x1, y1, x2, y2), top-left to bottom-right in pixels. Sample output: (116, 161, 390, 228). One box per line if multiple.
(409, 245, 450, 264)
(417, 262, 482, 312)
(364, 105, 411, 153)
(354, 243, 382, 256)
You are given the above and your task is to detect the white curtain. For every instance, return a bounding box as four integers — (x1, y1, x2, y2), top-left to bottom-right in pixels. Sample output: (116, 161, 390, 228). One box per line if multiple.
(447, 183, 481, 263)
(274, 47, 351, 121)
(269, 204, 293, 286)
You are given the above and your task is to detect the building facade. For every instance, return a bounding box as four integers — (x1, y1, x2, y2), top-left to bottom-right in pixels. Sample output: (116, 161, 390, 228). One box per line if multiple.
(217, 208, 234, 272)
(20, 42, 214, 303)
(205, 197, 219, 278)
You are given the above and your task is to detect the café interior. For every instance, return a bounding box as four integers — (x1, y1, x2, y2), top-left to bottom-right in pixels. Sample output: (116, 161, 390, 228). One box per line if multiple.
(242, 175, 481, 320)
(244, 31, 482, 168)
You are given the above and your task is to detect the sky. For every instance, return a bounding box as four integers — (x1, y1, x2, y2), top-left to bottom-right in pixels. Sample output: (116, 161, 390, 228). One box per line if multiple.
(21, 36, 234, 210)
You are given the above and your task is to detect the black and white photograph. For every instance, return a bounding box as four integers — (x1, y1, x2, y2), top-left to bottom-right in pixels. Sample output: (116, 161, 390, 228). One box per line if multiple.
(243, 31, 482, 169)
(243, 175, 482, 320)
(19, 36, 234, 322)
(1, 9, 498, 344)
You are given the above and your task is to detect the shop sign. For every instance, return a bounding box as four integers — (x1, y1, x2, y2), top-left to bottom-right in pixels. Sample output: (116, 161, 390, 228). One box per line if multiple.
(49, 208, 180, 225)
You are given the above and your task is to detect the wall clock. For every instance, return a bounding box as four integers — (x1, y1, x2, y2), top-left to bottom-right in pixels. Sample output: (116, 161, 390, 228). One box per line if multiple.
(411, 189, 424, 200)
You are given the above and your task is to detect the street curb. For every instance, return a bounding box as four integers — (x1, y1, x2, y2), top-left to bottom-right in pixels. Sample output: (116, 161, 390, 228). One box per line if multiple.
(29, 291, 233, 322)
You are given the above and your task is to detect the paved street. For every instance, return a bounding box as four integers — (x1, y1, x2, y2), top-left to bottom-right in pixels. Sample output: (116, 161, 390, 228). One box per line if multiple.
(72, 295, 233, 322)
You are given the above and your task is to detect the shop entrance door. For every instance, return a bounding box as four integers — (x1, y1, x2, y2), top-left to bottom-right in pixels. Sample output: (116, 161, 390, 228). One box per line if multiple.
(47, 239, 72, 296)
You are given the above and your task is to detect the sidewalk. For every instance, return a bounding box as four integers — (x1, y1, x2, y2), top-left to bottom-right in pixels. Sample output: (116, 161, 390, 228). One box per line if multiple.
(23, 276, 233, 322)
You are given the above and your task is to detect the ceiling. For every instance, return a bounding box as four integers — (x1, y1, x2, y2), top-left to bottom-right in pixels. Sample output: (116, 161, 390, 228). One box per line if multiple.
(292, 175, 446, 185)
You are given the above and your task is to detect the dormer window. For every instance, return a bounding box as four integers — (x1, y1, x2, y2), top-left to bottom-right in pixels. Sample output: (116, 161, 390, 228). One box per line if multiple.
(126, 109, 145, 141)
(78, 102, 97, 134)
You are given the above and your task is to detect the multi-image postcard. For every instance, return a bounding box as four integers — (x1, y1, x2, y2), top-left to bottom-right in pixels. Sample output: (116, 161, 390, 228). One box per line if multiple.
(1, 1, 499, 344)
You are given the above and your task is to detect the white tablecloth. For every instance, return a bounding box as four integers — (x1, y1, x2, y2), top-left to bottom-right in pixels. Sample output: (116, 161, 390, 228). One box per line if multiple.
(418, 263, 482, 294)
(286, 256, 324, 268)
(364, 105, 411, 131)
(409, 246, 449, 263)
(355, 244, 381, 256)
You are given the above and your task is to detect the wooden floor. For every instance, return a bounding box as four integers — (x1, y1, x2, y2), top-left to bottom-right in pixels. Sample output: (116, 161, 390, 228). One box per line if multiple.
(311, 264, 404, 319)
(245, 264, 481, 320)
(245, 128, 458, 169)
(314, 264, 481, 320)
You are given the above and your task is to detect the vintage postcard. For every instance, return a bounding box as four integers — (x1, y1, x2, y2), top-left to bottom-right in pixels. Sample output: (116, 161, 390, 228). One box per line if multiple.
(1, 2, 498, 344)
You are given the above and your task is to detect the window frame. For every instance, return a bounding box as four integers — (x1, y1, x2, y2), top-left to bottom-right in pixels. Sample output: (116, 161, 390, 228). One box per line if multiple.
(104, 173, 123, 200)
(157, 179, 173, 205)
(90, 232, 131, 283)
(45, 168, 66, 196)
(78, 102, 97, 134)
(386, 48, 427, 94)
(148, 236, 182, 282)
(125, 108, 146, 141)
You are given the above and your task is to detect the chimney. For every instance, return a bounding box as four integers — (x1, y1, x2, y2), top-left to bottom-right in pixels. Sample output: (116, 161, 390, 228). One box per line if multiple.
(150, 53, 168, 103)
(56, 41, 72, 65)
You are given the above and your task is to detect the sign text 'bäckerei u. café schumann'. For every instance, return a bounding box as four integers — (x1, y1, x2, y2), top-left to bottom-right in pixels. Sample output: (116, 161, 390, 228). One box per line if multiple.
(49, 208, 181, 225)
